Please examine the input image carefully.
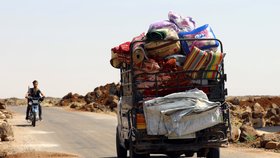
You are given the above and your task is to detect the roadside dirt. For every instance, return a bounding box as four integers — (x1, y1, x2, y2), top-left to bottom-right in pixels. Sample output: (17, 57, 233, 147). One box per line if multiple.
(3, 151, 77, 158)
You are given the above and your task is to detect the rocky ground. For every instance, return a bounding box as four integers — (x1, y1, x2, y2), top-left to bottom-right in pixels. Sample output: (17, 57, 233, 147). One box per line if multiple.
(58, 83, 120, 113)
(0, 97, 61, 107)
(1, 85, 280, 154)
(0, 101, 14, 143)
(227, 96, 280, 151)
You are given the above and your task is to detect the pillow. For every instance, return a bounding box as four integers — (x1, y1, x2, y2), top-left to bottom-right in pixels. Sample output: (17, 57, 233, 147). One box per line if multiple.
(178, 24, 219, 55)
(203, 51, 225, 79)
(183, 46, 208, 78)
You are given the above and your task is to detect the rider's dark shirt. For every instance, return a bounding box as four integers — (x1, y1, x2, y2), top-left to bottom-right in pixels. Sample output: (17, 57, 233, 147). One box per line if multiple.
(29, 88, 41, 98)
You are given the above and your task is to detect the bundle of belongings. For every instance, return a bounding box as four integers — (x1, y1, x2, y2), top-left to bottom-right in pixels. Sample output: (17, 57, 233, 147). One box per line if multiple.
(110, 11, 225, 86)
(143, 88, 223, 137)
(110, 12, 225, 137)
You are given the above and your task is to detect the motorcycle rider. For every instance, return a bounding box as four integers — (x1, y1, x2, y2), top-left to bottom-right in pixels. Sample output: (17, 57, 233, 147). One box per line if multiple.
(25, 80, 45, 120)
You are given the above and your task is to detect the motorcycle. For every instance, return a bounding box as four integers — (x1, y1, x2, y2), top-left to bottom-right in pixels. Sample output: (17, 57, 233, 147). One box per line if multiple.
(27, 97, 43, 127)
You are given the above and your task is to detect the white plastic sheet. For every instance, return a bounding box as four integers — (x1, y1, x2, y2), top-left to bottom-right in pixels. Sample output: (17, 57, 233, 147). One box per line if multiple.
(143, 89, 223, 136)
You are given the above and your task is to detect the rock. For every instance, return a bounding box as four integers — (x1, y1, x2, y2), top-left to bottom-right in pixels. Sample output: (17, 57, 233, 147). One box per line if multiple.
(252, 103, 265, 113)
(105, 95, 119, 109)
(265, 141, 279, 149)
(0, 120, 14, 141)
(95, 89, 103, 98)
(3, 136, 14, 141)
(0, 102, 6, 109)
(241, 111, 252, 120)
(252, 112, 265, 118)
(240, 124, 258, 142)
(0, 113, 6, 119)
(62, 92, 73, 100)
(270, 115, 280, 126)
(231, 97, 240, 105)
(266, 108, 277, 118)
(85, 92, 96, 104)
(271, 103, 278, 109)
(251, 117, 266, 128)
(69, 102, 85, 109)
(109, 83, 119, 95)
(276, 108, 280, 115)
(248, 97, 255, 102)
(260, 134, 280, 147)
(230, 126, 241, 143)
(278, 143, 280, 149)
(228, 102, 237, 111)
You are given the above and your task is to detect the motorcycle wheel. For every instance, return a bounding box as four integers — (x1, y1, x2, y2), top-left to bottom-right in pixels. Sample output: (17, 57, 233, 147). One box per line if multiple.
(32, 112, 36, 127)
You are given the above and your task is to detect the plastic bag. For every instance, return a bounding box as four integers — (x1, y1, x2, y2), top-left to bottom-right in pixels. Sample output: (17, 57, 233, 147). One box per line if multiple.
(179, 24, 219, 54)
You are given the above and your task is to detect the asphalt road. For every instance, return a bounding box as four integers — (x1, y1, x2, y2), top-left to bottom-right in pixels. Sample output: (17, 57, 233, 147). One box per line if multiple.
(7, 106, 280, 158)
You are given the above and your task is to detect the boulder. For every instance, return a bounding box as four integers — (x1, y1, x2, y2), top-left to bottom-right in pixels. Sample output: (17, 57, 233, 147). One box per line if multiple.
(240, 124, 258, 142)
(85, 92, 96, 104)
(228, 102, 238, 111)
(260, 134, 280, 147)
(105, 95, 119, 109)
(252, 103, 265, 113)
(271, 103, 278, 109)
(0, 120, 14, 141)
(231, 97, 240, 105)
(265, 141, 279, 149)
(248, 97, 255, 102)
(0, 111, 6, 119)
(252, 112, 265, 118)
(266, 108, 277, 118)
(270, 115, 280, 126)
(0, 102, 6, 109)
(62, 92, 73, 100)
(230, 126, 241, 143)
(69, 102, 86, 109)
(95, 88, 103, 98)
(251, 117, 266, 128)
(241, 111, 252, 120)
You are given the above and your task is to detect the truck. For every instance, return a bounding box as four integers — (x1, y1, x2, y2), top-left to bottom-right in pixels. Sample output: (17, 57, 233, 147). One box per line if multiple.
(116, 38, 230, 158)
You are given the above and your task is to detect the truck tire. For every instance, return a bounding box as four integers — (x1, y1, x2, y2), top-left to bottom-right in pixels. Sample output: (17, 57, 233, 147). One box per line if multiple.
(129, 149, 149, 158)
(206, 148, 220, 158)
(167, 152, 181, 158)
(184, 151, 194, 157)
(116, 127, 127, 158)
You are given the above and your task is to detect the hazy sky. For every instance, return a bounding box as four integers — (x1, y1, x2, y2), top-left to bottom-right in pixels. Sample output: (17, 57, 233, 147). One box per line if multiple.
(1, 0, 280, 98)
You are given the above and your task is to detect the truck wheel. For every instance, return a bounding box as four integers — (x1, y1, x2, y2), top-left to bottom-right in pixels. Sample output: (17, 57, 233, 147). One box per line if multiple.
(184, 151, 194, 157)
(167, 152, 181, 158)
(206, 148, 220, 158)
(116, 127, 127, 158)
(129, 149, 149, 158)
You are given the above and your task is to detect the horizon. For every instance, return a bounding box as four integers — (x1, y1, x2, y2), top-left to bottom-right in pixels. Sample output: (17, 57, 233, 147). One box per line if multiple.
(1, 0, 280, 98)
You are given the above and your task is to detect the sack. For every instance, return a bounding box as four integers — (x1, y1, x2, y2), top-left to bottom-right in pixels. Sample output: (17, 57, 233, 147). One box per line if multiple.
(148, 20, 179, 32)
(145, 29, 180, 58)
(168, 11, 196, 32)
(183, 46, 208, 78)
(202, 51, 225, 79)
(179, 24, 219, 55)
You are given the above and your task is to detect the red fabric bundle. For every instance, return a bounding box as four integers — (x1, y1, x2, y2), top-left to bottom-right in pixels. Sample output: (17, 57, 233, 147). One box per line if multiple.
(111, 41, 131, 54)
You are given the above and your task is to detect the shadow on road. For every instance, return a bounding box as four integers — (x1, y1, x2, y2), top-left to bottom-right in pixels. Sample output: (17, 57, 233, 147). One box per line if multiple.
(101, 156, 177, 158)
(15, 124, 33, 127)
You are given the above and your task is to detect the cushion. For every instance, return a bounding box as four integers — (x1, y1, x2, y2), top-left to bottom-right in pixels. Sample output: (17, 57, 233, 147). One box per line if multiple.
(183, 46, 208, 78)
(203, 51, 225, 79)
